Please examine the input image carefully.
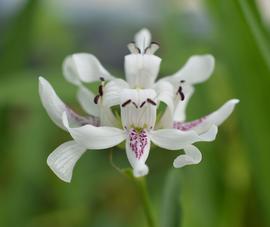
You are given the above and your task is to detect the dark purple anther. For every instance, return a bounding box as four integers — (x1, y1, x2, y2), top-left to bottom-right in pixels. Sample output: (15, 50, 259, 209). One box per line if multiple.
(98, 85, 103, 96)
(147, 98, 156, 106)
(177, 86, 185, 101)
(132, 102, 138, 108)
(140, 101, 146, 108)
(122, 99, 131, 107)
(94, 95, 100, 104)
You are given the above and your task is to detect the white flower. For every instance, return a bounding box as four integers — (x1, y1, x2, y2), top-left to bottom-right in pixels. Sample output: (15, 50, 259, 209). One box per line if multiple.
(39, 28, 239, 183)
(62, 88, 217, 179)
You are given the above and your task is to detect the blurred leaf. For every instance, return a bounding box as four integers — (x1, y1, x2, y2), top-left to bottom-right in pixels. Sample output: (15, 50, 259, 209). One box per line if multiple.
(0, 0, 39, 74)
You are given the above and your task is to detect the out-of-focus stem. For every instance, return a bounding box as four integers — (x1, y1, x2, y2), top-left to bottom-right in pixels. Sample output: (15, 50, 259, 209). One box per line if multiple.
(135, 177, 158, 227)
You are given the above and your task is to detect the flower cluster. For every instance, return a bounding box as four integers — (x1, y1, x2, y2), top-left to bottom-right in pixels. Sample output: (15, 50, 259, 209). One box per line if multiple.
(39, 28, 239, 182)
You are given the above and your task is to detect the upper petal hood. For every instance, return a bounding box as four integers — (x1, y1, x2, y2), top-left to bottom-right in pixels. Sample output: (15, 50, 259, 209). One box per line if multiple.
(134, 28, 151, 54)
(63, 53, 114, 85)
(125, 54, 161, 88)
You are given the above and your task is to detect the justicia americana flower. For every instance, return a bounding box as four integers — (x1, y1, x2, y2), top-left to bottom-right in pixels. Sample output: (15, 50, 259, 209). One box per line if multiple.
(39, 28, 239, 183)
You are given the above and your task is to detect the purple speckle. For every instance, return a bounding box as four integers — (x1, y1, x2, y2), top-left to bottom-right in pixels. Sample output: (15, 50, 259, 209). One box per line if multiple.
(173, 117, 206, 131)
(129, 128, 148, 160)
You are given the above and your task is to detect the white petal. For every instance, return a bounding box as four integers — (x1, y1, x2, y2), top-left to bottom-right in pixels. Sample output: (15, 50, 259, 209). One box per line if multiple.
(99, 106, 119, 127)
(63, 112, 126, 149)
(157, 85, 194, 129)
(47, 141, 86, 183)
(39, 77, 67, 129)
(161, 54, 215, 85)
(173, 99, 239, 134)
(102, 79, 130, 107)
(134, 28, 151, 54)
(77, 85, 100, 117)
(173, 85, 195, 122)
(126, 129, 150, 177)
(39, 77, 100, 130)
(125, 54, 161, 88)
(154, 81, 175, 115)
(63, 53, 114, 84)
(173, 145, 202, 168)
(149, 125, 218, 150)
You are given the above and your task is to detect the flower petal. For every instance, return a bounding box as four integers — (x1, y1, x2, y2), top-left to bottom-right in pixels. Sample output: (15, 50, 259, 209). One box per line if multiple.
(173, 99, 239, 134)
(77, 85, 100, 117)
(63, 53, 114, 84)
(126, 129, 150, 177)
(161, 54, 215, 85)
(39, 77, 99, 130)
(125, 54, 161, 88)
(134, 28, 151, 54)
(63, 112, 126, 149)
(102, 79, 130, 107)
(47, 141, 86, 183)
(173, 85, 195, 122)
(154, 81, 175, 115)
(173, 145, 202, 168)
(149, 125, 218, 150)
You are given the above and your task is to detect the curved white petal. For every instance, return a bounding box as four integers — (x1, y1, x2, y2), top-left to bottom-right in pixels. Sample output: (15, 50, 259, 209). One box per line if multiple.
(173, 145, 202, 168)
(125, 54, 161, 88)
(134, 28, 151, 54)
(102, 79, 130, 107)
(63, 112, 126, 149)
(47, 141, 86, 183)
(161, 54, 215, 85)
(173, 99, 239, 134)
(149, 125, 218, 150)
(77, 85, 100, 117)
(126, 129, 150, 177)
(63, 53, 114, 84)
(39, 77, 99, 130)
(39, 77, 67, 129)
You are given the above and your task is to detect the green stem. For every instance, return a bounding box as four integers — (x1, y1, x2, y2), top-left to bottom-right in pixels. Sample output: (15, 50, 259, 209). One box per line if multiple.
(135, 177, 158, 227)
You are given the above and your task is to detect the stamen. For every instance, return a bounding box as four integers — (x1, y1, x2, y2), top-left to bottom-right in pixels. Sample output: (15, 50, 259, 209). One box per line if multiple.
(177, 86, 185, 101)
(94, 95, 100, 104)
(140, 101, 146, 108)
(98, 85, 103, 96)
(132, 102, 138, 108)
(100, 77, 105, 81)
(180, 80, 185, 83)
(147, 98, 157, 106)
(121, 99, 131, 107)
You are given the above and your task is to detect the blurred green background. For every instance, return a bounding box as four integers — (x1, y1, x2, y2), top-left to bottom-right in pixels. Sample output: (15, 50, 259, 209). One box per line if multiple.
(1, 0, 270, 226)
